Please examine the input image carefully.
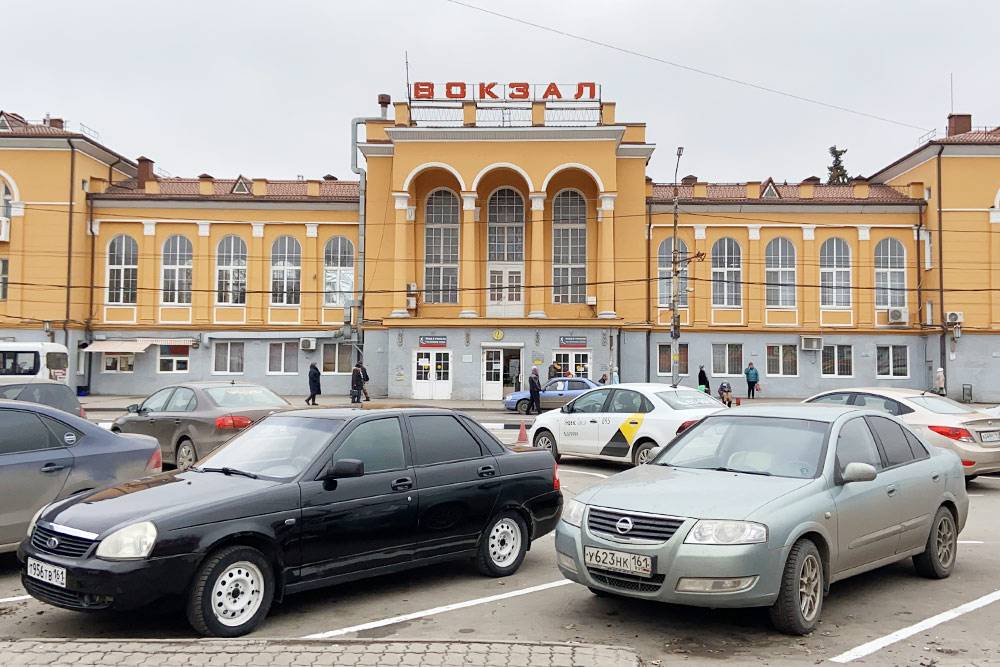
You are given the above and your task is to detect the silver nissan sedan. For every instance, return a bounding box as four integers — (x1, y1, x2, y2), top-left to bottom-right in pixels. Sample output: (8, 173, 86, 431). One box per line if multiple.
(555, 405, 969, 635)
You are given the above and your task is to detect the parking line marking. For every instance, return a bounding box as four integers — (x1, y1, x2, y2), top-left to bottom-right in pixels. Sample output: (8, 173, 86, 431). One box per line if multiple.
(0, 595, 30, 604)
(559, 469, 608, 479)
(959, 540, 985, 544)
(302, 579, 572, 639)
(829, 589, 1000, 663)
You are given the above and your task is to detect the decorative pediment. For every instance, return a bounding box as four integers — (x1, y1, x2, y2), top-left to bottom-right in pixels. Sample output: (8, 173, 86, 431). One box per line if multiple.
(231, 176, 252, 195)
(761, 177, 780, 199)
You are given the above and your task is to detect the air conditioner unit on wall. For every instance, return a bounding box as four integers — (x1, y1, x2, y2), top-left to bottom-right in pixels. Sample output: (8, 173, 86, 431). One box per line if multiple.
(0, 217, 9, 242)
(888, 307, 909, 324)
(299, 338, 316, 351)
(946, 311, 964, 325)
(800, 336, 823, 351)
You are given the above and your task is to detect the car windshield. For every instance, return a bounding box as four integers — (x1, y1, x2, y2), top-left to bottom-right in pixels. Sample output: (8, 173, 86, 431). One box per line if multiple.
(655, 415, 829, 479)
(655, 391, 723, 410)
(907, 395, 976, 415)
(198, 416, 342, 479)
(205, 386, 287, 409)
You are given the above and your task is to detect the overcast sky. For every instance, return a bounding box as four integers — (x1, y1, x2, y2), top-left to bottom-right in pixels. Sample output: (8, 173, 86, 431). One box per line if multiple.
(7, 0, 998, 184)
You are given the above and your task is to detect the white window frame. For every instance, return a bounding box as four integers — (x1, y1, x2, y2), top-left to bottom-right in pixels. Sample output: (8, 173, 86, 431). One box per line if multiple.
(821, 344, 854, 378)
(216, 234, 247, 306)
(711, 343, 744, 376)
(552, 189, 587, 304)
(161, 235, 193, 305)
(321, 342, 354, 375)
(658, 238, 689, 308)
(876, 344, 909, 379)
(423, 189, 460, 304)
(656, 342, 689, 376)
(267, 341, 299, 375)
(764, 237, 796, 308)
(820, 238, 852, 309)
(552, 350, 591, 379)
(0, 257, 8, 301)
(874, 238, 906, 309)
(324, 236, 355, 307)
(765, 344, 799, 377)
(711, 237, 742, 307)
(212, 341, 245, 375)
(157, 345, 189, 374)
(270, 235, 301, 306)
(101, 352, 135, 374)
(106, 234, 139, 305)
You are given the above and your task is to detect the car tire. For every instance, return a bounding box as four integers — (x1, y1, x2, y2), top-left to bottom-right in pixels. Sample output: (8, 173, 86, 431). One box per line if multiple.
(533, 429, 560, 462)
(769, 538, 824, 635)
(476, 511, 529, 577)
(631, 440, 657, 466)
(913, 506, 957, 579)
(186, 545, 275, 638)
(175, 439, 198, 471)
(516, 399, 530, 415)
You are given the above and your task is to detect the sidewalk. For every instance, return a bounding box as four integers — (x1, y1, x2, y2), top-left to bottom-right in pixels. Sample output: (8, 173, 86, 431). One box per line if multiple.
(0, 638, 641, 666)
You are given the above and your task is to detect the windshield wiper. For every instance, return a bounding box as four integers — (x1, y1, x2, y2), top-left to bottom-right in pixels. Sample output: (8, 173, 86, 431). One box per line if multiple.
(193, 466, 258, 479)
(711, 466, 772, 476)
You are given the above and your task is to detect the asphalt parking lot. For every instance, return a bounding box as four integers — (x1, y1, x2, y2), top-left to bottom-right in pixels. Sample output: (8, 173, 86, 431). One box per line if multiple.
(2, 427, 999, 665)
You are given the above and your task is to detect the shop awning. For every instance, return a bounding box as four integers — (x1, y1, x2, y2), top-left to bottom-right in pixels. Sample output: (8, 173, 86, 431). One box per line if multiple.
(83, 338, 196, 353)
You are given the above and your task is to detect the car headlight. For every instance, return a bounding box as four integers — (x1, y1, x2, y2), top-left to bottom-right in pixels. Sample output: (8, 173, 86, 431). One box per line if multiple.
(26, 505, 48, 538)
(562, 499, 586, 527)
(95, 521, 157, 560)
(684, 520, 767, 545)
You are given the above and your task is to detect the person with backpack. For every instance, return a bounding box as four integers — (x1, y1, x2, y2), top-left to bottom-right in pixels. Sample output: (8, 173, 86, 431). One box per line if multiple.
(744, 362, 759, 399)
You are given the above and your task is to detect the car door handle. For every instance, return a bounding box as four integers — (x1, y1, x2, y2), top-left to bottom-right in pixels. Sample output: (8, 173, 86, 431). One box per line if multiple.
(173, 419, 181, 425)
(628, 420, 639, 425)
(931, 473, 941, 482)
(391, 477, 413, 491)
(886, 485, 898, 497)
(589, 419, 598, 424)
(40, 463, 66, 474)
(478, 465, 496, 478)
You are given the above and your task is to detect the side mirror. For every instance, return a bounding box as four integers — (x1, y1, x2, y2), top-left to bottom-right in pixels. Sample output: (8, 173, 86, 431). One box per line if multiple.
(126, 404, 139, 414)
(561, 404, 571, 414)
(326, 458, 364, 479)
(841, 462, 877, 484)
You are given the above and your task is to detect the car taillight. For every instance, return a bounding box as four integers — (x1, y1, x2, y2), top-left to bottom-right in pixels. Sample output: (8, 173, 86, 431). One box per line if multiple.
(553, 462, 560, 491)
(79, 407, 88, 419)
(146, 447, 162, 473)
(961, 460, 976, 467)
(215, 415, 252, 430)
(928, 425, 975, 443)
(676, 419, 699, 435)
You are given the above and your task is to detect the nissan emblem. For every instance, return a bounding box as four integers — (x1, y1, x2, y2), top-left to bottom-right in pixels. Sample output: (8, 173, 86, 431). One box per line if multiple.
(615, 517, 634, 534)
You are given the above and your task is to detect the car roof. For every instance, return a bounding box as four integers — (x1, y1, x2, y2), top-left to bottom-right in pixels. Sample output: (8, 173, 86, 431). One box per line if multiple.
(171, 381, 266, 389)
(721, 403, 871, 422)
(607, 383, 704, 393)
(277, 407, 469, 420)
(810, 387, 933, 400)
(0, 398, 93, 426)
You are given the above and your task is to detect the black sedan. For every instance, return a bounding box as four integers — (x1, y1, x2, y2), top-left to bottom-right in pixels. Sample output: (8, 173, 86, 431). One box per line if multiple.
(19, 408, 562, 637)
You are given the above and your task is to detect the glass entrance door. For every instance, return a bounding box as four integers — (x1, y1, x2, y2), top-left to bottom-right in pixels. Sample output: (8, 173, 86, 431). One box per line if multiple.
(413, 350, 452, 400)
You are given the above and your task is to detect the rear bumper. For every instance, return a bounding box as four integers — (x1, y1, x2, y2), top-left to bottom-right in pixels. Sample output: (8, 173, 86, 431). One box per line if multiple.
(524, 490, 562, 540)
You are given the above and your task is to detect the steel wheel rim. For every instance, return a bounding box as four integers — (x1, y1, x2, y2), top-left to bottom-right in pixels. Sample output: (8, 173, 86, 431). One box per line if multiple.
(798, 554, 821, 622)
(536, 435, 553, 451)
(489, 518, 522, 568)
(176, 443, 196, 470)
(936, 515, 956, 569)
(212, 561, 264, 627)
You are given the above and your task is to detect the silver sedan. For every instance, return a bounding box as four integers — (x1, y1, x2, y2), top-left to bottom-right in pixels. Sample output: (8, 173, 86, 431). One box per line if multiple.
(555, 405, 969, 635)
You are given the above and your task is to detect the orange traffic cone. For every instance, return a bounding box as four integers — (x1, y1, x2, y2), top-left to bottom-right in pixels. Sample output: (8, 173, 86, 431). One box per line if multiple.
(516, 420, 529, 444)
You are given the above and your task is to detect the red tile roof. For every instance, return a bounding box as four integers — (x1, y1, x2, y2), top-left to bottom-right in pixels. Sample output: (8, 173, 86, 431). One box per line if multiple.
(648, 182, 918, 204)
(932, 127, 1000, 144)
(100, 178, 359, 202)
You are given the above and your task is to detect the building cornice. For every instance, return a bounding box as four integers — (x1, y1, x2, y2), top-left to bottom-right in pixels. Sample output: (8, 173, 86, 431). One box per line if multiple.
(649, 202, 923, 214)
(90, 198, 359, 211)
(383, 125, 626, 143)
(0, 136, 137, 177)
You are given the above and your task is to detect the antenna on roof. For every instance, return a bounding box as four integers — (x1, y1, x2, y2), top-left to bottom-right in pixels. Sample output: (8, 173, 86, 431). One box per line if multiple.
(949, 73, 954, 114)
(405, 51, 411, 103)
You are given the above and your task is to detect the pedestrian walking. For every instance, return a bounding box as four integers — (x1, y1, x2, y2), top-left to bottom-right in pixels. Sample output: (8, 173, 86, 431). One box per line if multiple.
(527, 366, 542, 415)
(350, 362, 365, 404)
(359, 360, 371, 401)
(744, 362, 759, 399)
(934, 367, 946, 396)
(548, 361, 560, 380)
(306, 362, 321, 406)
(697, 365, 710, 394)
(717, 380, 733, 407)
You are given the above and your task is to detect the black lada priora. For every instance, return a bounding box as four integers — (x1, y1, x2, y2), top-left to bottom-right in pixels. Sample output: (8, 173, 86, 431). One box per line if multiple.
(20, 408, 562, 636)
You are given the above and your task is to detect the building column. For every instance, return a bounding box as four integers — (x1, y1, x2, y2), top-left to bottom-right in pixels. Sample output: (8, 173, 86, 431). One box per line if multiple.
(528, 192, 547, 319)
(991, 218, 1000, 327)
(305, 223, 320, 324)
(389, 192, 411, 318)
(460, 192, 479, 318)
(249, 222, 265, 325)
(692, 225, 708, 326)
(193, 222, 211, 324)
(802, 225, 818, 327)
(747, 225, 762, 326)
(138, 221, 157, 324)
(597, 193, 617, 319)
(857, 225, 872, 327)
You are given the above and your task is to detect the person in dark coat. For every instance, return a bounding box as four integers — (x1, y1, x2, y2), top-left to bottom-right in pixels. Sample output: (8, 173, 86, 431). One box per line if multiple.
(359, 361, 371, 402)
(306, 362, 321, 406)
(527, 366, 542, 415)
(547, 362, 560, 380)
(697, 365, 710, 394)
(350, 362, 365, 404)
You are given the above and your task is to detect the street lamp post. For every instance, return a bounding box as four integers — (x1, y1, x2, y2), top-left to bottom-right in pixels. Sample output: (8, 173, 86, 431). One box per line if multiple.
(671, 146, 684, 387)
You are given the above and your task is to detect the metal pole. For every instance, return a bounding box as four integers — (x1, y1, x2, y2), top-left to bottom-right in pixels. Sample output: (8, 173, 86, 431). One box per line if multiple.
(671, 147, 684, 387)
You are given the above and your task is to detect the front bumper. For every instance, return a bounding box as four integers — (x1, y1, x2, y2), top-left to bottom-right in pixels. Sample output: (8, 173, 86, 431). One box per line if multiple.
(555, 518, 786, 608)
(18, 541, 200, 612)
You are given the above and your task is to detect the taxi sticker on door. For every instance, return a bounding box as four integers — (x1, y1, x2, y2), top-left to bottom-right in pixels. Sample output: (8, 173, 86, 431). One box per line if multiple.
(599, 413, 645, 457)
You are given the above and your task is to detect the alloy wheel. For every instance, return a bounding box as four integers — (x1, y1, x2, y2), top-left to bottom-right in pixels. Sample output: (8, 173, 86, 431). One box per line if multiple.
(798, 554, 821, 622)
(176, 442, 197, 470)
(211, 561, 265, 627)
(536, 434, 553, 450)
(488, 518, 522, 568)
(936, 514, 956, 569)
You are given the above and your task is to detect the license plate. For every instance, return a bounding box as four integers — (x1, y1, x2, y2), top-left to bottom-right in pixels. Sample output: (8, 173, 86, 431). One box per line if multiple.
(26, 558, 66, 588)
(981, 431, 1000, 443)
(584, 546, 653, 578)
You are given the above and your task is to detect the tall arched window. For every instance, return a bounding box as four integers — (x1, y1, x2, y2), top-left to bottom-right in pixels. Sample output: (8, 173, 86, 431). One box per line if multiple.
(820, 237, 851, 308)
(161, 235, 193, 305)
(324, 236, 355, 307)
(711, 237, 742, 307)
(552, 190, 587, 304)
(874, 238, 906, 308)
(424, 190, 460, 304)
(216, 235, 247, 305)
(107, 234, 138, 305)
(657, 238, 688, 307)
(486, 188, 525, 308)
(0, 179, 11, 220)
(270, 236, 301, 305)
(764, 237, 796, 307)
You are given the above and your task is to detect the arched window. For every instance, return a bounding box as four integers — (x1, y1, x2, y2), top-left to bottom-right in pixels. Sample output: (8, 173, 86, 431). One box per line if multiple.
(764, 237, 796, 308)
(487, 188, 525, 307)
(270, 236, 301, 305)
(424, 190, 460, 304)
(657, 238, 688, 307)
(0, 179, 11, 219)
(161, 235, 193, 305)
(711, 237, 742, 307)
(324, 236, 355, 307)
(552, 190, 587, 304)
(874, 238, 906, 309)
(216, 235, 247, 305)
(820, 237, 852, 308)
(107, 234, 138, 305)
